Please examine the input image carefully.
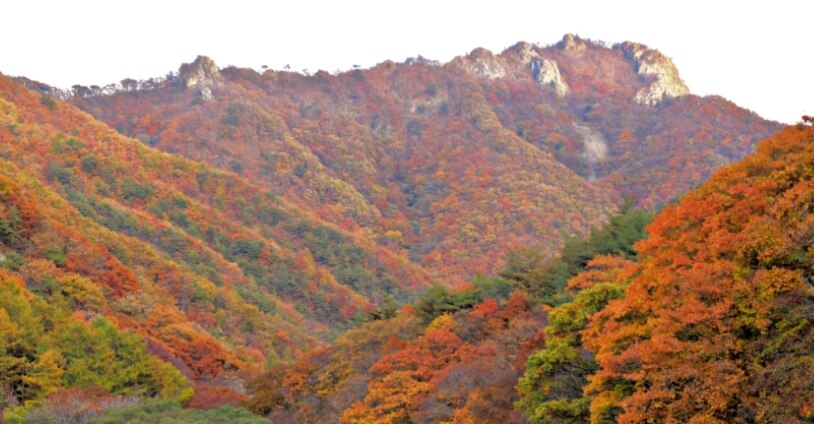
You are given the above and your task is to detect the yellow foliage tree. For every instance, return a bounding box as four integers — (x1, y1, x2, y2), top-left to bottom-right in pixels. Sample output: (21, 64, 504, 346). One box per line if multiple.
(21, 350, 64, 402)
(59, 275, 106, 311)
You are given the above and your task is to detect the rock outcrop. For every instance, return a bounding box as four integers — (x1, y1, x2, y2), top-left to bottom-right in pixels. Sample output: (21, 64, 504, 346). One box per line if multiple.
(179, 55, 220, 87)
(179, 55, 220, 101)
(454, 42, 570, 97)
(559, 33, 588, 56)
(511, 42, 569, 97)
(449, 35, 691, 104)
(457, 48, 508, 79)
(620, 42, 689, 105)
(199, 87, 213, 101)
(534, 59, 569, 97)
(514, 42, 538, 65)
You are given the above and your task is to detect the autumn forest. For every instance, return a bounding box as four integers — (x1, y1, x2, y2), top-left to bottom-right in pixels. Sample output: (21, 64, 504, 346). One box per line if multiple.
(1, 34, 811, 423)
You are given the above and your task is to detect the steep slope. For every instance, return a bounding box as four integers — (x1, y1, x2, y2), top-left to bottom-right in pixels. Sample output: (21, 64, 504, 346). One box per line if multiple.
(70, 34, 781, 284)
(242, 204, 653, 423)
(242, 122, 814, 423)
(515, 122, 814, 423)
(0, 75, 435, 409)
(581, 123, 814, 423)
(245, 283, 546, 424)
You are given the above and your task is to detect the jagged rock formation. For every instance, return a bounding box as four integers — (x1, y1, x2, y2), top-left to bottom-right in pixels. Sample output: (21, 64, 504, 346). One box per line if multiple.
(534, 58, 569, 96)
(515, 41, 538, 64)
(179, 55, 220, 101)
(452, 35, 688, 105)
(457, 47, 508, 79)
(453, 42, 570, 97)
(620, 41, 689, 105)
(559, 33, 588, 55)
(179, 55, 220, 87)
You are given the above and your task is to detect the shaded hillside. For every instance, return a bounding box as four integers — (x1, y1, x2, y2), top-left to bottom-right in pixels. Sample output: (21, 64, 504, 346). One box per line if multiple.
(71, 34, 781, 283)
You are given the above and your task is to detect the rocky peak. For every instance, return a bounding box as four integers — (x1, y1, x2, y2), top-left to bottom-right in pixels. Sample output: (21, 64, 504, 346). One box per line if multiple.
(512, 42, 539, 64)
(619, 42, 689, 105)
(452, 42, 570, 97)
(178, 55, 220, 101)
(559, 33, 587, 56)
(506, 42, 569, 97)
(457, 47, 508, 79)
(179, 56, 220, 87)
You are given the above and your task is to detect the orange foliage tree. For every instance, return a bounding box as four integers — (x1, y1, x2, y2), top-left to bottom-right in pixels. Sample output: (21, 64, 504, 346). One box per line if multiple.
(583, 125, 814, 423)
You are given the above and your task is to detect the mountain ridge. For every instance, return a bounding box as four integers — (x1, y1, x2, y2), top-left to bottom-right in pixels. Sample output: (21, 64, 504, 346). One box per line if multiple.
(0, 34, 788, 419)
(67, 34, 781, 284)
(14, 34, 692, 107)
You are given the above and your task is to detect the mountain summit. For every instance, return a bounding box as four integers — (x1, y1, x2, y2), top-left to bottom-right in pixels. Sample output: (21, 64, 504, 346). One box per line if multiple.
(178, 55, 220, 100)
(452, 34, 688, 105)
(618, 40, 689, 104)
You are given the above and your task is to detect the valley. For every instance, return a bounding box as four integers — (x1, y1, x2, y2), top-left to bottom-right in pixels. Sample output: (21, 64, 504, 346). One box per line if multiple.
(1, 33, 808, 423)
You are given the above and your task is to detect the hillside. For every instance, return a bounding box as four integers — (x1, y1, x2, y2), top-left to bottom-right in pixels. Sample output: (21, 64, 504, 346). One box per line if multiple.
(515, 122, 814, 423)
(0, 33, 794, 422)
(577, 122, 814, 423)
(0, 74, 436, 415)
(69, 34, 781, 283)
(241, 202, 652, 423)
(241, 123, 814, 423)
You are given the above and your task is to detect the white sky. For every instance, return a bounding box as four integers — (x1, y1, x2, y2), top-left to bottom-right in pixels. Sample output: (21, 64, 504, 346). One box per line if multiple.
(1, 0, 811, 123)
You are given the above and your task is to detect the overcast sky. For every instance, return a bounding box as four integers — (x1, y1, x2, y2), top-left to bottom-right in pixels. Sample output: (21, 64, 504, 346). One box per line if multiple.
(2, 0, 810, 123)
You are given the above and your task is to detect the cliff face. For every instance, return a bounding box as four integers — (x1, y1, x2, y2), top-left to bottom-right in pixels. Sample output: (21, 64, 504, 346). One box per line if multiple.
(619, 41, 689, 105)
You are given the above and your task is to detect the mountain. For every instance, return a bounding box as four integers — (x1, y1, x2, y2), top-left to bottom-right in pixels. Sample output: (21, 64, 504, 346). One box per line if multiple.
(0, 33, 789, 421)
(68, 34, 781, 284)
